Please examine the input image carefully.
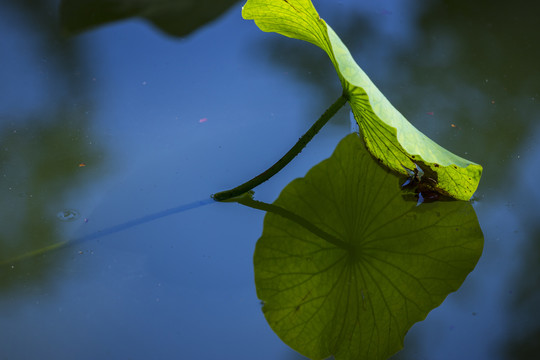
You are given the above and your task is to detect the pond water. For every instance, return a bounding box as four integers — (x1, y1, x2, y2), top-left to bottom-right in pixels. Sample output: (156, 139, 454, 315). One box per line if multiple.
(1, 0, 539, 359)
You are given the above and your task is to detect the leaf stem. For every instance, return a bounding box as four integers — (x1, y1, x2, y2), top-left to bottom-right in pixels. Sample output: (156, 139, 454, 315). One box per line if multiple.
(0, 241, 68, 267)
(212, 94, 347, 201)
(235, 194, 353, 251)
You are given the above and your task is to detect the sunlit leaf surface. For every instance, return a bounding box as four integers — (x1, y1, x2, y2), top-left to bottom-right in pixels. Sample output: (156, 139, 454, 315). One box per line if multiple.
(242, 0, 483, 200)
(250, 134, 483, 360)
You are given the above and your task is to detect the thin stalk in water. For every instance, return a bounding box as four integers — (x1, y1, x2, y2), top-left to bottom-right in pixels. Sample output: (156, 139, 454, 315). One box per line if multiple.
(212, 94, 348, 201)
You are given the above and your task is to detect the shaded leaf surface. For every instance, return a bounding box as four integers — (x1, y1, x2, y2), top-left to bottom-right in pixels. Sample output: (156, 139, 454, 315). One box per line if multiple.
(251, 134, 483, 360)
(242, 0, 482, 200)
(59, 0, 239, 37)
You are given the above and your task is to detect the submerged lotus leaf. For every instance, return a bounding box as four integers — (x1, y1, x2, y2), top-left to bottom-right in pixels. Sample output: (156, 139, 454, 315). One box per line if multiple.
(249, 134, 483, 360)
(242, 0, 482, 200)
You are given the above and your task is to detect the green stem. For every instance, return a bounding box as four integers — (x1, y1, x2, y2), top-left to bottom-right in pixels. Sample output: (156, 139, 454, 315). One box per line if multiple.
(1, 241, 68, 267)
(235, 195, 352, 251)
(212, 94, 347, 201)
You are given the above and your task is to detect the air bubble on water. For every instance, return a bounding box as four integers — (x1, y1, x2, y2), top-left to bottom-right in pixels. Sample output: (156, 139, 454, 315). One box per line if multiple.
(57, 209, 80, 222)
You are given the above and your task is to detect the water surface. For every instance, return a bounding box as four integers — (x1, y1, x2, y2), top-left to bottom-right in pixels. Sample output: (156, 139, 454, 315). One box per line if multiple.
(1, 1, 539, 359)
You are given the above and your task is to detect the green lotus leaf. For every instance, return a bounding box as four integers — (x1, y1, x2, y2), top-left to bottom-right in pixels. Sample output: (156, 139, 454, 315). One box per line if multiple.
(243, 133, 484, 360)
(242, 0, 482, 200)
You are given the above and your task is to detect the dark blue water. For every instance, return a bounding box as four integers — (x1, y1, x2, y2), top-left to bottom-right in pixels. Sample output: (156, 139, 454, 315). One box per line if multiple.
(1, 0, 539, 359)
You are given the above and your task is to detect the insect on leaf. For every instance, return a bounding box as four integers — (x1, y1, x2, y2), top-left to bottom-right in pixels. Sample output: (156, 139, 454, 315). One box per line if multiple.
(242, 0, 482, 200)
(250, 134, 483, 360)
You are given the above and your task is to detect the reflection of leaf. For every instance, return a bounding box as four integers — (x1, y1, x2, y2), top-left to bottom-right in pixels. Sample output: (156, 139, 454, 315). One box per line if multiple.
(0, 113, 103, 289)
(242, 0, 482, 200)
(244, 134, 483, 360)
(59, 0, 240, 37)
